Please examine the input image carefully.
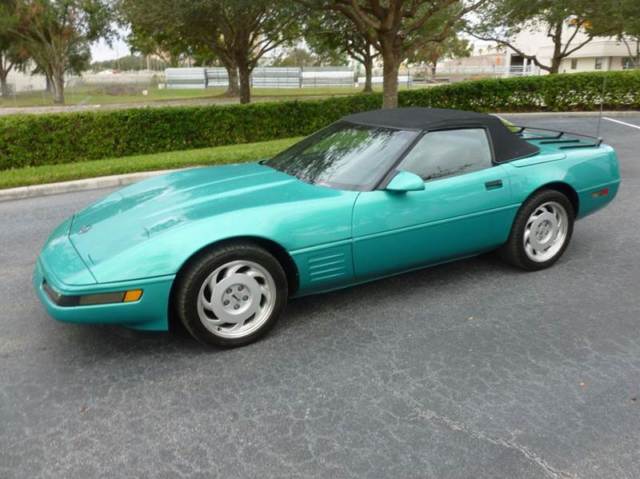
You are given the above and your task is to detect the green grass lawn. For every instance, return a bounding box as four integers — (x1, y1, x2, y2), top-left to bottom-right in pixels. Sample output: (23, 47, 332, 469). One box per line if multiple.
(0, 86, 360, 108)
(0, 84, 428, 108)
(0, 137, 302, 189)
(0, 87, 228, 107)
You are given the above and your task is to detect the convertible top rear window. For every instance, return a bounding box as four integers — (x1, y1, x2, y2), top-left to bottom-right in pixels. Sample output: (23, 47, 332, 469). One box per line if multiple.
(265, 122, 418, 191)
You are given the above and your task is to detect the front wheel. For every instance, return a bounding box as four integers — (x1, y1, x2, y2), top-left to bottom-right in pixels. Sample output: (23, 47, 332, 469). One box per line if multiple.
(174, 243, 288, 347)
(500, 190, 575, 271)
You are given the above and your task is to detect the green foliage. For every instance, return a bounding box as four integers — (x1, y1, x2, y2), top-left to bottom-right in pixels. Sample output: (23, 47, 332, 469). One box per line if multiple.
(303, 10, 375, 68)
(118, 0, 191, 66)
(1, 71, 638, 171)
(314, 0, 484, 107)
(591, 0, 640, 67)
(90, 54, 167, 72)
(271, 47, 338, 68)
(407, 35, 471, 70)
(13, 0, 114, 103)
(398, 71, 640, 112)
(120, 0, 303, 102)
(0, 94, 380, 170)
(468, 0, 623, 73)
(0, 0, 29, 95)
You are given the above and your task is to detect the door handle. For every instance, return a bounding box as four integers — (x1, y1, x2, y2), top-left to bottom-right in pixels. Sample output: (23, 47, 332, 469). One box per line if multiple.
(485, 179, 503, 190)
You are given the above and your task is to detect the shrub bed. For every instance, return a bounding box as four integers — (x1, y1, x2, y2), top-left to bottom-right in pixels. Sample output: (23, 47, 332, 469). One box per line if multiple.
(399, 70, 640, 112)
(1, 70, 638, 170)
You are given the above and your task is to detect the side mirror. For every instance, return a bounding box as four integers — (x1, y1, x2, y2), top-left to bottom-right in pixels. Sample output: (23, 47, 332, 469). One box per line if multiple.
(385, 171, 425, 192)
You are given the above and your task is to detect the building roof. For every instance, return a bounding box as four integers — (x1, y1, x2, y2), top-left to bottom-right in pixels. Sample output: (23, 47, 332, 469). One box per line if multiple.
(344, 107, 539, 163)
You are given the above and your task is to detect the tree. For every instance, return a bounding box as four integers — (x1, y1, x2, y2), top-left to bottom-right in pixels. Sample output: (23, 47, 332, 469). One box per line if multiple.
(120, 0, 301, 103)
(468, 0, 617, 74)
(408, 34, 471, 79)
(304, 12, 378, 92)
(302, 0, 486, 108)
(118, 0, 218, 84)
(0, 0, 28, 97)
(90, 54, 167, 72)
(12, 0, 113, 104)
(272, 47, 322, 67)
(590, 0, 640, 68)
(119, 0, 242, 95)
(119, 0, 194, 71)
(185, 0, 300, 104)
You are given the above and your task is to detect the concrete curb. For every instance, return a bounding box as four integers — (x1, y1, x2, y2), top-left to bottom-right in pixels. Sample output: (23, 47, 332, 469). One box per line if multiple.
(0, 110, 637, 203)
(0, 169, 177, 203)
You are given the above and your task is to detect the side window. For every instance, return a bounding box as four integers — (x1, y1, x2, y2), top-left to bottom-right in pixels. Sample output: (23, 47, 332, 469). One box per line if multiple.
(399, 128, 493, 181)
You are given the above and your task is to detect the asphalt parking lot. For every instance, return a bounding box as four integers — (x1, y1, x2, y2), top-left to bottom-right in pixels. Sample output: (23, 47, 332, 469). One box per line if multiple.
(1, 113, 639, 479)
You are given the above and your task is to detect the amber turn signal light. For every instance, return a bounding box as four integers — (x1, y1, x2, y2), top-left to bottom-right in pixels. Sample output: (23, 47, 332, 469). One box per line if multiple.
(123, 290, 143, 302)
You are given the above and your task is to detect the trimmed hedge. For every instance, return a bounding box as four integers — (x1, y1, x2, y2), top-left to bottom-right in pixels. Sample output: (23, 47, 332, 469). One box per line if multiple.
(0, 95, 379, 170)
(399, 70, 640, 112)
(1, 70, 639, 170)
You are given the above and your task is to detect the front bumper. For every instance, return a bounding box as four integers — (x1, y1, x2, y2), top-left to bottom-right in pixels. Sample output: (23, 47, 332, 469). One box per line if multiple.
(33, 258, 174, 332)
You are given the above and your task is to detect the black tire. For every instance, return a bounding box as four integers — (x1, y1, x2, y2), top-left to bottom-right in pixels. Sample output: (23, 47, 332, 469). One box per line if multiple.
(500, 189, 575, 271)
(174, 242, 288, 347)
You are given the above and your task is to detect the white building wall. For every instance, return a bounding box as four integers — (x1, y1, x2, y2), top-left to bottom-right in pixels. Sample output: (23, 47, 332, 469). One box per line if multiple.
(509, 28, 637, 74)
(559, 56, 610, 73)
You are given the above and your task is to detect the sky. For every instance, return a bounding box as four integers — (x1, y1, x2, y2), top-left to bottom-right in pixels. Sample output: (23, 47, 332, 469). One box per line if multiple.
(90, 27, 131, 62)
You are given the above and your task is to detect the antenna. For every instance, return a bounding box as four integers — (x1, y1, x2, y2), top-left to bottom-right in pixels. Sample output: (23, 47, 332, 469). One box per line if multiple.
(596, 75, 606, 140)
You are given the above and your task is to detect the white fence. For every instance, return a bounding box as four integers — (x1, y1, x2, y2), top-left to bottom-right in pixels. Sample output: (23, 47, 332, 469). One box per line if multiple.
(165, 68, 207, 89)
(164, 66, 414, 89)
(252, 67, 301, 88)
(436, 64, 540, 77)
(205, 68, 229, 88)
(370, 69, 412, 86)
(302, 67, 353, 87)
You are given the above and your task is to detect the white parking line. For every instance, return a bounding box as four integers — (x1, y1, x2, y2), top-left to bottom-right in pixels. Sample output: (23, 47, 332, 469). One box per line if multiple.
(603, 117, 640, 130)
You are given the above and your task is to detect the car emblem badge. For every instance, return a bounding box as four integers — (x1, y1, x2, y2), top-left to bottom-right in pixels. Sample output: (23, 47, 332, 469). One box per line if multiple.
(78, 225, 92, 234)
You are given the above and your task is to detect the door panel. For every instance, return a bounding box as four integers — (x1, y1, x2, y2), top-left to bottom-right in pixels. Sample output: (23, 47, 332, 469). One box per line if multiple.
(352, 165, 517, 279)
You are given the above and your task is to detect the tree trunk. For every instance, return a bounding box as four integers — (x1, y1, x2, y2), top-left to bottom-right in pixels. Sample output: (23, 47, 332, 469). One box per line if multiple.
(218, 56, 239, 97)
(0, 72, 10, 98)
(52, 69, 65, 104)
(381, 53, 400, 109)
(226, 65, 240, 97)
(430, 63, 437, 79)
(363, 56, 373, 93)
(0, 55, 13, 97)
(238, 62, 251, 104)
(549, 21, 563, 74)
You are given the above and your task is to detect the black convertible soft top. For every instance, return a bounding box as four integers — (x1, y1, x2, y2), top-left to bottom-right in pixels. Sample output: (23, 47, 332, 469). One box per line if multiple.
(344, 107, 539, 163)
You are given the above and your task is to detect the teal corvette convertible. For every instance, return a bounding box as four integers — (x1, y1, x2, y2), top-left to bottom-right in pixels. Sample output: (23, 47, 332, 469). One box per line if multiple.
(34, 108, 620, 347)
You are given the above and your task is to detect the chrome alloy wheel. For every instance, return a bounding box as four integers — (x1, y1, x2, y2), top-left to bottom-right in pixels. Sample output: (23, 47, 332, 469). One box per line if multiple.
(197, 260, 276, 339)
(523, 201, 569, 263)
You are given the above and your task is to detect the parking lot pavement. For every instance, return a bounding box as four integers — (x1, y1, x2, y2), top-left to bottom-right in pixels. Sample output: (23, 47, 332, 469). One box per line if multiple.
(1, 114, 639, 479)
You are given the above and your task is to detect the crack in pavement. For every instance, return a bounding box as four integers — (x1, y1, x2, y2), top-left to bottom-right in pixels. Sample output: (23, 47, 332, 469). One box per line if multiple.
(413, 407, 576, 479)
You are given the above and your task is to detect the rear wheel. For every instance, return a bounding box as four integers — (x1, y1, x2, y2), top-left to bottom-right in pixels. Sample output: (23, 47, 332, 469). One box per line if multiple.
(174, 243, 288, 347)
(500, 190, 575, 271)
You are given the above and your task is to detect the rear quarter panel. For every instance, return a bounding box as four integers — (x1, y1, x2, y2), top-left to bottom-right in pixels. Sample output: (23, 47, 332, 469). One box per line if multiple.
(507, 144, 620, 218)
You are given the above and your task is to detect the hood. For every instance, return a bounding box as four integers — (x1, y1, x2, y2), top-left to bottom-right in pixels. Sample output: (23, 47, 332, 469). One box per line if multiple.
(68, 163, 314, 267)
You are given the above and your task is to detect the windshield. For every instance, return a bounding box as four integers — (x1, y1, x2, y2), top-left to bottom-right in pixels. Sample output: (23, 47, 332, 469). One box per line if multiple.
(265, 122, 418, 190)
